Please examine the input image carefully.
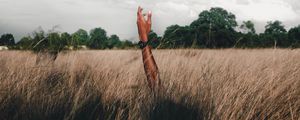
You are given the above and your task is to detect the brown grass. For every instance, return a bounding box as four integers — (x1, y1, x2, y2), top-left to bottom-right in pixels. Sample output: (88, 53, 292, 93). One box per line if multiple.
(0, 49, 300, 120)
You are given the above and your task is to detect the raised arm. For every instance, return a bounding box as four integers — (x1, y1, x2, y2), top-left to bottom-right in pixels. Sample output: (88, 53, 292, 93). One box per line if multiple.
(137, 7, 160, 91)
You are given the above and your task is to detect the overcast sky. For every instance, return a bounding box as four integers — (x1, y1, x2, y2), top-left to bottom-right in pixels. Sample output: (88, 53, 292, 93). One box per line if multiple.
(0, 0, 300, 41)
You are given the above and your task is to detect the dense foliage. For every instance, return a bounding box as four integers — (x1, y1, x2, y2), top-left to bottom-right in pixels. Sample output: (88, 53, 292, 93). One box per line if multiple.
(4, 27, 134, 51)
(160, 7, 300, 49)
(1, 7, 300, 50)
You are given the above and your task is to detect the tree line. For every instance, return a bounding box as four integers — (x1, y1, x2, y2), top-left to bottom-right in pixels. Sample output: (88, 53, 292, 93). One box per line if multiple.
(1, 7, 300, 50)
(5, 27, 135, 52)
(156, 7, 300, 49)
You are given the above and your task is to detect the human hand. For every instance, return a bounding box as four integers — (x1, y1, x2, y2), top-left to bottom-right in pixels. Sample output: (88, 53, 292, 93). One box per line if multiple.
(137, 6, 152, 42)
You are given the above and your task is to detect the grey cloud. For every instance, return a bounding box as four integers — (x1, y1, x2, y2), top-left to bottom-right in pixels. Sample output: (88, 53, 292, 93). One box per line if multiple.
(278, 0, 300, 14)
(0, 0, 300, 42)
(236, 0, 250, 5)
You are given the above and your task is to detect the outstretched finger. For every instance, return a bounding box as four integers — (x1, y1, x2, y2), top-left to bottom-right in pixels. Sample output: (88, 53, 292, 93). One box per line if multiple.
(137, 6, 141, 15)
(137, 6, 144, 21)
(147, 11, 152, 24)
(147, 11, 152, 33)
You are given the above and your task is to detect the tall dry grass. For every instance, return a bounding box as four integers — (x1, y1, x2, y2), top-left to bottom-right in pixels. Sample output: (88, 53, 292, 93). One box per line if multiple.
(0, 49, 299, 120)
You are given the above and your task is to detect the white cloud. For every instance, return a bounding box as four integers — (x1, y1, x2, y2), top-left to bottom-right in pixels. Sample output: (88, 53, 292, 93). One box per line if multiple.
(0, 0, 299, 41)
(216, 0, 299, 21)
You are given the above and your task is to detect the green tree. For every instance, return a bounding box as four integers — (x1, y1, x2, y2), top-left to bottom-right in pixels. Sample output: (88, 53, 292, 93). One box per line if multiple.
(288, 25, 300, 48)
(235, 20, 259, 48)
(190, 7, 238, 48)
(160, 25, 180, 48)
(88, 27, 107, 49)
(0, 33, 15, 46)
(17, 36, 33, 49)
(263, 20, 288, 47)
(61, 32, 71, 47)
(31, 29, 46, 52)
(265, 21, 286, 34)
(47, 32, 64, 52)
(120, 40, 134, 49)
(240, 20, 256, 34)
(160, 25, 193, 48)
(72, 29, 89, 47)
(29, 27, 66, 52)
(235, 32, 260, 48)
(107, 34, 121, 49)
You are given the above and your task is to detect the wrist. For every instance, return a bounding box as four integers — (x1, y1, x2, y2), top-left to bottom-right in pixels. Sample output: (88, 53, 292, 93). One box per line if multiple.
(140, 34, 148, 42)
(138, 40, 150, 49)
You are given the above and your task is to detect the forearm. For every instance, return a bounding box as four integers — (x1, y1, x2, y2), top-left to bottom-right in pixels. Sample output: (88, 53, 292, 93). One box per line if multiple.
(142, 45, 160, 89)
(137, 6, 159, 90)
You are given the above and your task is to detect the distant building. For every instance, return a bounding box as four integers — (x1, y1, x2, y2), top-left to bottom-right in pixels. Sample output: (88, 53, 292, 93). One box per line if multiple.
(79, 45, 88, 50)
(0, 46, 8, 50)
(63, 45, 88, 50)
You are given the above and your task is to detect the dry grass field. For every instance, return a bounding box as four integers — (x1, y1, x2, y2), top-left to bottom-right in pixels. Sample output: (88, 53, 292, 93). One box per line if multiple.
(0, 49, 300, 120)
